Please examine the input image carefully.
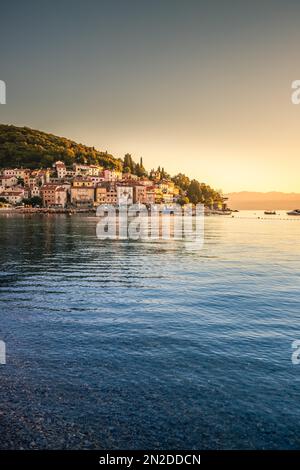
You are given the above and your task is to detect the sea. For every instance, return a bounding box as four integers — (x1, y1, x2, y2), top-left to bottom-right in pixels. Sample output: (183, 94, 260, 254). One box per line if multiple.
(0, 210, 299, 449)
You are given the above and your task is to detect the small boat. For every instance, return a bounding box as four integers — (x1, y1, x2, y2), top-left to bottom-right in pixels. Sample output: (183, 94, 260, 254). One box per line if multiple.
(264, 211, 276, 215)
(210, 209, 232, 215)
(287, 209, 300, 216)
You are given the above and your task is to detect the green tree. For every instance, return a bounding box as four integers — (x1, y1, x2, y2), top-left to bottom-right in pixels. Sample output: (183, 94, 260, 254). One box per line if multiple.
(135, 157, 147, 177)
(178, 196, 190, 206)
(22, 196, 42, 207)
(187, 180, 203, 204)
(124, 153, 135, 173)
(172, 173, 190, 191)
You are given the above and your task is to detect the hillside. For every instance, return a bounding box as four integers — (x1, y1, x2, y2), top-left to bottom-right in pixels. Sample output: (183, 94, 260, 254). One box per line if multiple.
(0, 124, 122, 170)
(0, 124, 224, 206)
(226, 192, 300, 210)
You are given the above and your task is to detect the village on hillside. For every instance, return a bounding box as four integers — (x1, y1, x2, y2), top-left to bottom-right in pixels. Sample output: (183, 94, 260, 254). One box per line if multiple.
(0, 159, 228, 212)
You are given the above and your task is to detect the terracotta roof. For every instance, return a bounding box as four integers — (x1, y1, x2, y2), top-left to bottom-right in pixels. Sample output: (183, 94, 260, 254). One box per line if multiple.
(2, 191, 24, 196)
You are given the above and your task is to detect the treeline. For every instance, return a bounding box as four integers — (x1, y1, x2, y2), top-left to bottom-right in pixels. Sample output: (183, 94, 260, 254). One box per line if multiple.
(172, 173, 223, 205)
(122, 154, 223, 205)
(0, 125, 122, 170)
(123, 153, 147, 177)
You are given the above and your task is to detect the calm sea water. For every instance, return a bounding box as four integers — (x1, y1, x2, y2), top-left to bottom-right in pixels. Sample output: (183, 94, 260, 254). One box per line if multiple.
(0, 210, 300, 449)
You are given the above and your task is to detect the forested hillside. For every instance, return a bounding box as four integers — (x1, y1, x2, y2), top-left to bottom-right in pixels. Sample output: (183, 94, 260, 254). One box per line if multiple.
(0, 124, 122, 170)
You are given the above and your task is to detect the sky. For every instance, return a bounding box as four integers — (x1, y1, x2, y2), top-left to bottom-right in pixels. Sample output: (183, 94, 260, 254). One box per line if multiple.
(1, 0, 300, 193)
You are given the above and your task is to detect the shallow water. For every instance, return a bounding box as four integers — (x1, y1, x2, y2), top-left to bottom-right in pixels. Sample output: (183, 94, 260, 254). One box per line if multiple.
(0, 211, 300, 449)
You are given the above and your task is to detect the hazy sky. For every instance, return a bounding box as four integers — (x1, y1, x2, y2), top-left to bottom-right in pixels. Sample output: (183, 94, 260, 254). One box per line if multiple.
(1, 0, 300, 192)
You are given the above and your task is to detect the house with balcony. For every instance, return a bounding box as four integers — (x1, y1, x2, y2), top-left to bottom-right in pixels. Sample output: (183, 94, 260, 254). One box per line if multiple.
(70, 177, 95, 207)
(95, 182, 118, 205)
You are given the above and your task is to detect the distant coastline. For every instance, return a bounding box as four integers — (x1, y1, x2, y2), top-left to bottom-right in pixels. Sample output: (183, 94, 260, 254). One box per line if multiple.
(226, 191, 300, 210)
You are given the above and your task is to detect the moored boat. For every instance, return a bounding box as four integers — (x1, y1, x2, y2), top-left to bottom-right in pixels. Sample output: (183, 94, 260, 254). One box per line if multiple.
(209, 209, 232, 215)
(287, 209, 300, 216)
(264, 211, 276, 215)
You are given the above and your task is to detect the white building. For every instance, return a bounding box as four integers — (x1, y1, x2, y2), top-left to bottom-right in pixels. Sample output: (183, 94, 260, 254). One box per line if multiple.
(0, 176, 18, 188)
(103, 169, 123, 181)
(1, 188, 25, 204)
(3, 169, 16, 177)
(30, 186, 41, 197)
(54, 161, 67, 179)
(88, 165, 103, 176)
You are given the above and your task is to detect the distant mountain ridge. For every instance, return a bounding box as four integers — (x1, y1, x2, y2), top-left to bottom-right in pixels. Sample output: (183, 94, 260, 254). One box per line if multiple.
(226, 191, 300, 210)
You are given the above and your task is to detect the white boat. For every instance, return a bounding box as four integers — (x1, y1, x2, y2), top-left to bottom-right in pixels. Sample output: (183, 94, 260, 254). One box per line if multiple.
(287, 209, 300, 216)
